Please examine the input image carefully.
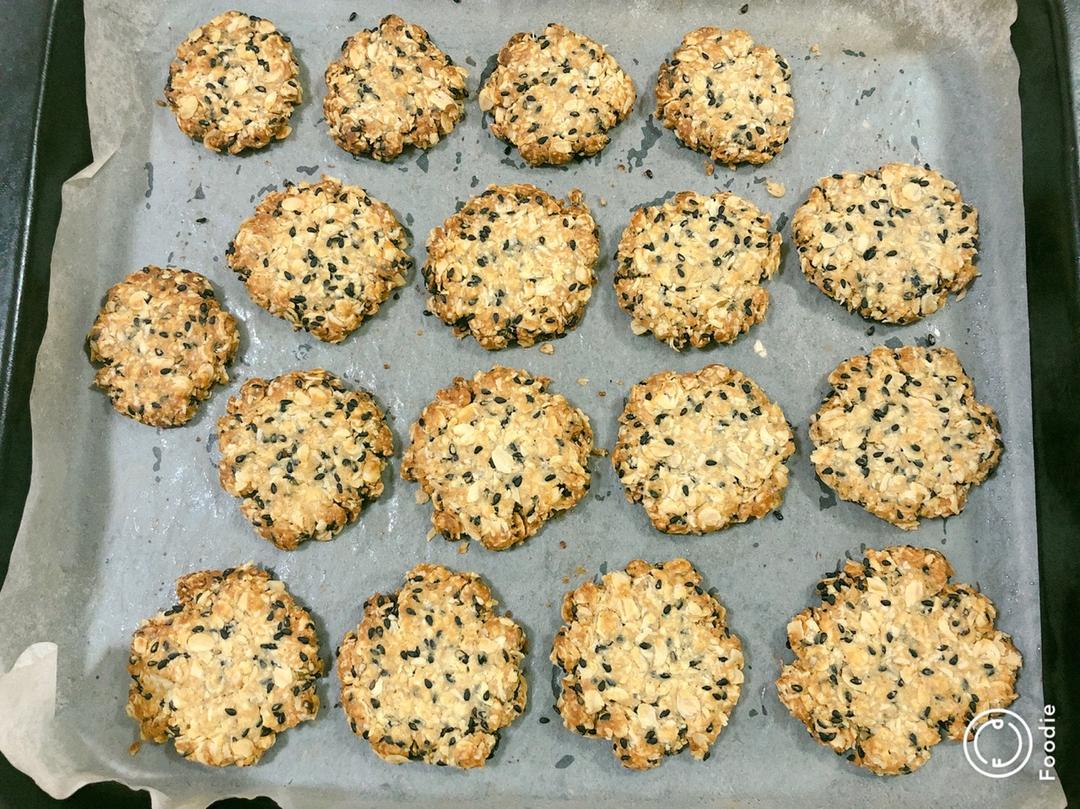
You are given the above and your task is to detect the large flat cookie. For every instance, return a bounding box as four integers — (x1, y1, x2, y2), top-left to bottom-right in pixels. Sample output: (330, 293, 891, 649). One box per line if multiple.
(127, 564, 323, 767)
(613, 365, 794, 534)
(478, 24, 635, 166)
(217, 369, 393, 549)
(656, 28, 793, 166)
(777, 546, 1022, 775)
(338, 563, 527, 767)
(423, 184, 599, 349)
(552, 558, 744, 769)
(792, 163, 979, 323)
(165, 11, 301, 154)
(88, 265, 238, 427)
(614, 191, 781, 349)
(227, 176, 410, 343)
(402, 366, 593, 550)
(810, 346, 1002, 529)
(324, 15, 468, 161)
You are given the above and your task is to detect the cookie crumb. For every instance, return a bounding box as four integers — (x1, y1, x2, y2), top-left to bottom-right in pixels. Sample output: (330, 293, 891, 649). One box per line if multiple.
(766, 180, 786, 198)
(753, 339, 768, 358)
(539, 343, 555, 355)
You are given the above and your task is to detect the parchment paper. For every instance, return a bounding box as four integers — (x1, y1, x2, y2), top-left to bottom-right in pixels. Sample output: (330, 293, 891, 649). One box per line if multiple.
(0, 1, 1066, 807)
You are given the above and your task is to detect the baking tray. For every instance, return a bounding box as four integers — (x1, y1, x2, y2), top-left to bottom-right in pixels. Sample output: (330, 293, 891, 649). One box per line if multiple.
(0, 0, 1078, 807)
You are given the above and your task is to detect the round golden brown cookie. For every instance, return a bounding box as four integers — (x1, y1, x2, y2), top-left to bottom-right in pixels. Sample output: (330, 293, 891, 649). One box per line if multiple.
(776, 546, 1022, 775)
(551, 558, 744, 769)
(613, 365, 794, 534)
(810, 346, 1002, 530)
(423, 184, 599, 349)
(338, 563, 527, 767)
(126, 564, 323, 767)
(614, 191, 781, 349)
(401, 366, 592, 550)
(478, 24, 635, 166)
(655, 28, 793, 166)
(227, 176, 410, 343)
(217, 369, 393, 549)
(87, 265, 239, 428)
(324, 15, 468, 161)
(792, 163, 979, 324)
(165, 11, 301, 154)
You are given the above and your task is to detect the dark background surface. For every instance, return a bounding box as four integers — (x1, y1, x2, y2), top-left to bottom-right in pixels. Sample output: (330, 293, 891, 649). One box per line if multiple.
(0, 0, 1076, 806)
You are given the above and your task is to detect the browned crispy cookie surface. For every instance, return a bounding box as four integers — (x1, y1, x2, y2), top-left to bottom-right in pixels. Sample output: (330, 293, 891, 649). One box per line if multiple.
(165, 11, 301, 154)
(478, 24, 635, 166)
(337, 563, 527, 767)
(656, 28, 793, 166)
(88, 265, 238, 427)
(614, 191, 781, 349)
(227, 176, 410, 343)
(810, 346, 1002, 530)
(402, 366, 593, 550)
(217, 369, 393, 549)
(776, 546, 1022, 775)
(613, 365, 794, 534)
(126, 564, 323, 767)
(423, 184, 599, 349)
(552, 558, 744, 769)
(792, 163, 979, 323)
(324, 14, 468, 161)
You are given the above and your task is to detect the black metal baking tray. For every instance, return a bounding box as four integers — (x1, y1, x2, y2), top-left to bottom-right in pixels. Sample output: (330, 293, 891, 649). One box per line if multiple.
(0, 0, 1077, 806)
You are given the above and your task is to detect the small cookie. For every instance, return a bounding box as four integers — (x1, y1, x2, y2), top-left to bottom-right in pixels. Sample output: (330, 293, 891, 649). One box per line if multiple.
(613, 365, 794, 534)
(552, 558, 744, 769)
(88, 265, 239, 427)
(423, 184, 599, 349)
(614, 191, 781, 349)
(810, 346, 1002, 530)
(324, 15, 468, 161)
(401, 366, 592, 550)
(127, 564, 323, 767)
(217, 369, 393, 549)
(227, 176, 410, 343)
(478, 24, 635, 166)
(792, 163, 979, 323)
(338, 563, 527, 767)
(656, 28, 793, 166)
(776, 546, 1022, 775)
(165, 11, 301, 154)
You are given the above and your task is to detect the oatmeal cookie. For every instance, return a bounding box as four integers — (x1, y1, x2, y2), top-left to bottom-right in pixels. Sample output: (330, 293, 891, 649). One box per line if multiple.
(401, 366, 593, 550)
(217, 369, 393, 549)
(776, 546, 1022, 775)
(126, 564, 323, 767)
(165, 11, 301, 154)
(423, 184, 599, 349)
(614, 191, 781, 349)
(613, 365, 794, 534)
(324, 15, 468, 161)
(552, 558, 744, 769)
(478, 24, 635, 166)
(338, 563, 527, 767)
(88, 265, 238, 427)
(792, 163, 979, 323)
(809, 346, 1002, 530)
(227, 176, 410, 343)
(655, 28, 793, 166)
